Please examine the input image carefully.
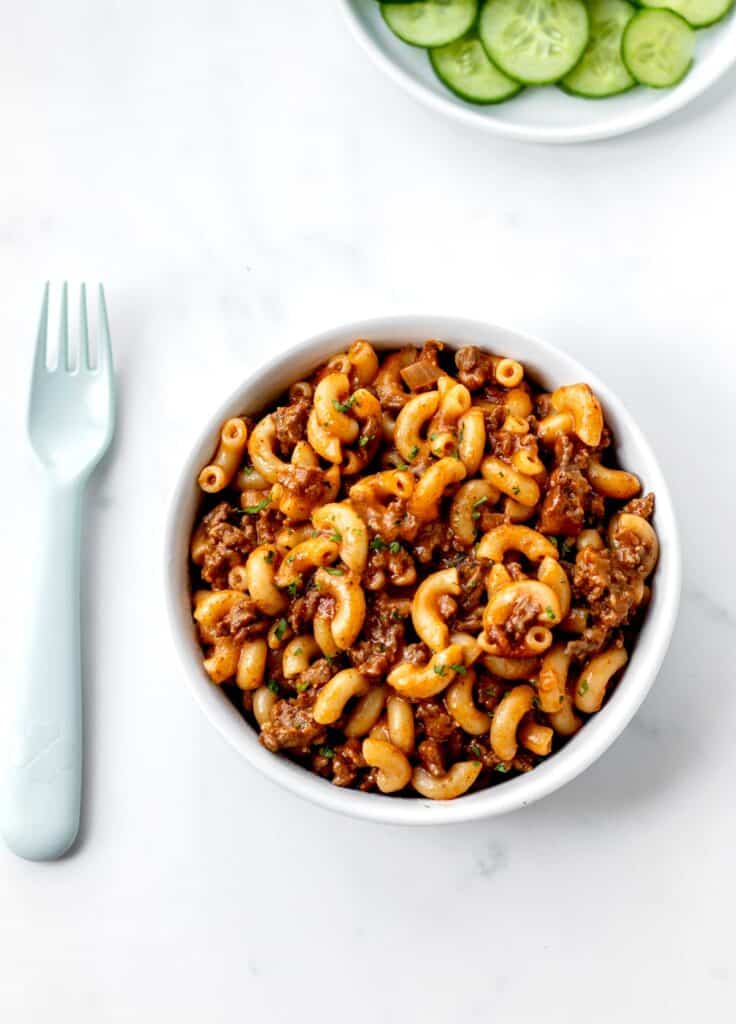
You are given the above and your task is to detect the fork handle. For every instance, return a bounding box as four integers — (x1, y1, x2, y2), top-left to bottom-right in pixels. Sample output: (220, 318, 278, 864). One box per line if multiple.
(0, 482, 83, 860)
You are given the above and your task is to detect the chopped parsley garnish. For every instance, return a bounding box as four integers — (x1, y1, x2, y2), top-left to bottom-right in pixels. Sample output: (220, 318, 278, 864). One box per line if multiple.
(389, 541, 402, 555)
(243, 496, 270, 515)
(286, 579, 300, 598)
(329, 530, 342, 543)
(532, 696, 541, 709)
(450, 663, 467, 675)
(264, 549, 275, 563)
(325, 566, 344, 576)
(395, 461, 409, 471)
(545, 606, 556, 620)
(471, 496, 488, 520)
(578, 679, 590, 695)
(332, 395, 356, 414)
(318, 745, 335, 759)
(470, 743, 483, 759)
(296, 681, 310, 693)
(472, 761, 481, 768)
(359, 435, 372, 448)
(429, 432, 438, 442)
(241, 464, 254, 476)
(266, 679, 280, 695)
(293, 647, 303, 657)
(560, 539, 576, 560)
(433, 664, 447, 677)
(512, 485, 521, 496)
(498, 470, 505, 478)
(274, 618, 288, 640)
(407, 445, 420, 461)
(369, 537, 386, 551)
(494, 764, 510, 774)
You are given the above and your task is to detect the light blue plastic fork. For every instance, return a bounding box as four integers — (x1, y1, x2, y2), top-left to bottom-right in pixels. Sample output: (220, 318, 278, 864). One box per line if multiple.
(0, 283, 115, 861)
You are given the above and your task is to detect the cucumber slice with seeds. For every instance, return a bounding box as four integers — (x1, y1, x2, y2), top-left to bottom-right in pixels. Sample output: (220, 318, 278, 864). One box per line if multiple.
(640, 0, 733, 29)
(479, 0, 590, 85)
(381, 0, 478, 47)
(561, 0, 636, 98)
(622, 8, 695, 88)
(430, 34, 523, 103)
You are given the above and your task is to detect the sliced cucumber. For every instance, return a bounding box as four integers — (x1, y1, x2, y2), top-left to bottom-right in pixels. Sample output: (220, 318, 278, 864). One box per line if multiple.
(640, 0, 733, 29)
(622, 8, 695, 87)
(381, 0, 478, 47)
(430, 34, 523, 103)
(479, 0, 590, 85)
(561, 0, 636, 98)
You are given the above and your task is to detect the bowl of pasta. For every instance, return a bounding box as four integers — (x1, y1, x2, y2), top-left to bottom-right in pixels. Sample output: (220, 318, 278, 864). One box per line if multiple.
(165, 316, 681, 825)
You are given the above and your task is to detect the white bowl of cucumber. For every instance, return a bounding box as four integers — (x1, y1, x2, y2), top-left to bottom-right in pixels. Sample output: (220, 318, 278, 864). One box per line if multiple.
(339, 0, 736, 143)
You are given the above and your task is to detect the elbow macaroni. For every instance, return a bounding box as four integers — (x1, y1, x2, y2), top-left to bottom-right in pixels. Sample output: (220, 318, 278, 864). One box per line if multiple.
(408, 456, 466, 521)
(411, 567, 461, 652)
(362, 738, 412, 793)
(314, 568, 366, 650)
(313, 669, 369, 725)
(412, 761, 482, 800)
(198, 418, 248, 493)
(190, 340, 660, 800)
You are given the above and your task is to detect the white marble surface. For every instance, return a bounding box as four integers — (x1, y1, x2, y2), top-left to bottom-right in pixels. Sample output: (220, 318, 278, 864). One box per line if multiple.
(1, 2, 735, 1020)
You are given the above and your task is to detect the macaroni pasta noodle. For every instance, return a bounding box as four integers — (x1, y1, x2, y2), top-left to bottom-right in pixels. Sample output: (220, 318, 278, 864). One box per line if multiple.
(189, 341, 660, 798)
(198, 418, 248, 493)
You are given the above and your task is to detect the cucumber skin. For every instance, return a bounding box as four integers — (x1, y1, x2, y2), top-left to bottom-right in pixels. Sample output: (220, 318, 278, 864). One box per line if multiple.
(559, 0, 637, 98)
(380, 2, 478, 48)
(622, 9, 695, 88)
(695, 0, 735, 28)
(623, 56, 694, 90)
(558, 79, 637, 99)
(429, 48, 523, 103)
(478, 1, 591, 86)
(640, 0, 735, 28)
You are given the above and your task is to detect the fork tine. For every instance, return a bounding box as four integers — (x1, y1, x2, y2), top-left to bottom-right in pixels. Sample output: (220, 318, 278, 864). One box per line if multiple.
(58, 281, 70, 371)
(79, 283, 91, 370)
(32, 282, 50, 376)
(97, 284, 113, 375)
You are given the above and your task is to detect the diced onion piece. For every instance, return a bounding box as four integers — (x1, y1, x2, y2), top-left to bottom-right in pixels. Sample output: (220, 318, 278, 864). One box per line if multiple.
(400, 360, 444, 391)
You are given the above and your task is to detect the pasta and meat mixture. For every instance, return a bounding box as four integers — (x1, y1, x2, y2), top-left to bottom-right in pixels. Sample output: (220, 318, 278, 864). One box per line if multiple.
(189, 340, 659, 800)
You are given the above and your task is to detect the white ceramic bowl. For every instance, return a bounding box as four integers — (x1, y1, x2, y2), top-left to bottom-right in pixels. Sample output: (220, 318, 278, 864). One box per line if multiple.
(165, 316, 681, 825)
(338, 0, 736, 144)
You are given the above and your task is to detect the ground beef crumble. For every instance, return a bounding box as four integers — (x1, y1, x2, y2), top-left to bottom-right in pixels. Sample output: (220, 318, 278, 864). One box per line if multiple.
(219, 596, 267, 643)
(198, 503, 255, 589)
(348, 592, 406, 679)
(288, 587, 335, 634)
(622, 493, 655, 520)
(455, 345, 495, 391)
(260, 692, 326, 755)
(273, 395, 310, 454)
(567, 536, 650, 658)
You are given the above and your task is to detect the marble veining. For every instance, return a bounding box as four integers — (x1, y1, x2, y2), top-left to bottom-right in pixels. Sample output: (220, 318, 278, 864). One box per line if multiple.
(0, 2, 735, 1021)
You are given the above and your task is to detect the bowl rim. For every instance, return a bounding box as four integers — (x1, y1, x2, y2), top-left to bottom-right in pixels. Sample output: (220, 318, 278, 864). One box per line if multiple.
(164, 314, 682, 826)
(336, 0, 736, 145)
